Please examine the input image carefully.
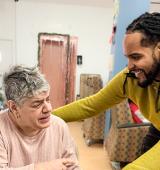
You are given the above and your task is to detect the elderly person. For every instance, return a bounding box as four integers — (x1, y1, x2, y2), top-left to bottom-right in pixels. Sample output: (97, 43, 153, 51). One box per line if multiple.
(0, 65, 80, 170)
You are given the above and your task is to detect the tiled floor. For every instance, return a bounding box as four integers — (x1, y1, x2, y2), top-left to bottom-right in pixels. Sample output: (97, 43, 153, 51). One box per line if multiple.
(67, 121, 113, 170)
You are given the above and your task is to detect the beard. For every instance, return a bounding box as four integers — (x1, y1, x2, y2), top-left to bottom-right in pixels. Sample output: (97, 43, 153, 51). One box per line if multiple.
(138, 58, 160, 88)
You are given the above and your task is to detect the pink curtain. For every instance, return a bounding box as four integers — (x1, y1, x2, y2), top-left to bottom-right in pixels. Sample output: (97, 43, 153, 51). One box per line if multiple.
(67, 36, 78, 103)
(39, 34, 77, 109)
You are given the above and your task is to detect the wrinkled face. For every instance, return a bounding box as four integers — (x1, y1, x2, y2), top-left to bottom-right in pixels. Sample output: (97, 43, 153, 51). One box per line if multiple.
(8, 90, 52, 136)
(123, 32, 160, 87)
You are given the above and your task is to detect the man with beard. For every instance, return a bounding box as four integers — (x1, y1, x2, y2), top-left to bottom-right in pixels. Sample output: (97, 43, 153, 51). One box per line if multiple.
(53, 12, 160, 169)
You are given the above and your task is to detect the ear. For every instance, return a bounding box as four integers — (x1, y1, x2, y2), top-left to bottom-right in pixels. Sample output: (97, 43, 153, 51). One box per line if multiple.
(156, 42, 160, 50)
(154, 42, 160, 57)
(7, 100, 18, 114)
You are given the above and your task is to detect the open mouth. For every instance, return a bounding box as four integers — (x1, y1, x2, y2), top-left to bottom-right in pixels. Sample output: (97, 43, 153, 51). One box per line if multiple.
(39, 115, 50, 123)
(133, 70, 143, 77)
(130, 69, 144, 78)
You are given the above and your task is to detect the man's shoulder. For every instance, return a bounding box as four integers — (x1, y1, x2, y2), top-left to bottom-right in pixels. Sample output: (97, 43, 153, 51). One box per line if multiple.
(122, 67, 129, 73)
(109, 67, 131, 85)
(118, 67, 137, 82)
(111, 67, 129, 80)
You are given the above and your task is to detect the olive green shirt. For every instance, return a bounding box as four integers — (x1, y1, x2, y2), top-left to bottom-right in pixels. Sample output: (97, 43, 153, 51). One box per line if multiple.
(53, 67, 160, 130)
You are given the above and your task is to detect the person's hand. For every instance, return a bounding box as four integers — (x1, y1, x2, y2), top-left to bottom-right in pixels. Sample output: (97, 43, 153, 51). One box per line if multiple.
(35, 158, 75, 170)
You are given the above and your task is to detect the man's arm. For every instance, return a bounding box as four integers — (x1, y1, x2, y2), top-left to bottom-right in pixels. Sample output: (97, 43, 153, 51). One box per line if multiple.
(53, 68, 128, 122)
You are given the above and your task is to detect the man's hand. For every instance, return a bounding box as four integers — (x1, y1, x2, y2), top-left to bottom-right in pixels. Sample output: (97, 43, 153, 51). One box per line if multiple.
(35, 158, 75, 170)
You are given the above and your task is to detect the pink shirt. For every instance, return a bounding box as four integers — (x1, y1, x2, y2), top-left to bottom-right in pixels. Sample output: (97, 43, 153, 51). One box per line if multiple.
(0, 111, 80, 170)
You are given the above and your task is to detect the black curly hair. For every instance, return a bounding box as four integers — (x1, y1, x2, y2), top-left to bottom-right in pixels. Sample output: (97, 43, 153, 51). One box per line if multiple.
(126, 12, 160, 47)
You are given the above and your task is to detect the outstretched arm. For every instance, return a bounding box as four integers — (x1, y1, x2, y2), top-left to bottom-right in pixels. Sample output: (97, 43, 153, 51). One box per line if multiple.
(53, 68, 128, 122)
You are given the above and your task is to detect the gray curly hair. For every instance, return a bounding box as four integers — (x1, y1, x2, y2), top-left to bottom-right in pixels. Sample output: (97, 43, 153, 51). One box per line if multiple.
(3, 65, 50, 105)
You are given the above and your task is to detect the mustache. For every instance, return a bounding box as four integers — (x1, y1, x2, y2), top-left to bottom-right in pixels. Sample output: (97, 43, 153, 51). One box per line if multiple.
(129, 68, 144, 73)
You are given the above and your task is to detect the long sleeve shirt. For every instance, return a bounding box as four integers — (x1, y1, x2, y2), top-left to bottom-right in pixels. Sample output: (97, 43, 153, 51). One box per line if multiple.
(53, 67, 160, 170)
(53, 67, 160, 130)
(0, 111, 80, 170)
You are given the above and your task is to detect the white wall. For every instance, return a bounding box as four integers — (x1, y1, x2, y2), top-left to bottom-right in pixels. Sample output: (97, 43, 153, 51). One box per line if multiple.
(0, 0, 114, 95)
(0, 0, 16, 86)
(150, 2, 160, 12)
